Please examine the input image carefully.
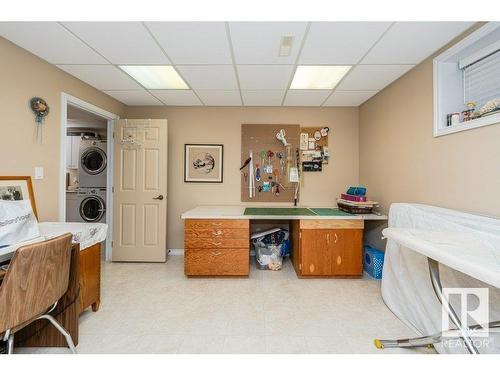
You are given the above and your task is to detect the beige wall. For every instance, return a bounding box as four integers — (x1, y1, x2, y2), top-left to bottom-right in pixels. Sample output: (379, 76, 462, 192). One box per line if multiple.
(359, 26, 500, 225)
(125, 106, 359, 249)
(0, 37, 126, 221)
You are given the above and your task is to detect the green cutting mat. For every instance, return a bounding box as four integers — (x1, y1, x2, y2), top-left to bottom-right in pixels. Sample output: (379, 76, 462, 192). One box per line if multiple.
(244, 207, 316, 216)
(309, 208, 353, 216)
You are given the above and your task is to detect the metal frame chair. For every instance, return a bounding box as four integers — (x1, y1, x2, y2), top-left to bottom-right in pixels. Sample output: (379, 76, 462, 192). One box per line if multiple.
(0, 233, 76, 354)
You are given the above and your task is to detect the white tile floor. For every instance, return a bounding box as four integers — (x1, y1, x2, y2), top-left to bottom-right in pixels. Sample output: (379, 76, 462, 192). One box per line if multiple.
(16, 256, 435, 354)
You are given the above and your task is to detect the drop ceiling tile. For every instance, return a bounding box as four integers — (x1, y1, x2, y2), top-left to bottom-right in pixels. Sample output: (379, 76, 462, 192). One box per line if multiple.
(176, 65, 238, 90)
(323, 90, 379, 106)
(299, 22, 392, 64)
(62, 22, 169, 64)
(229, 22, 308, 64)
(283, 90, 331, 106)
(145, 22, 232, 64)
(241, 90, 285, 106)
(150, 90, 202, 106)
(104, 90, 162, 106)
(57, 65, 142, 90)
(0, 22, 107, 64)
(195, 90, 242, 106)
(237, 65, 294, 90)
(362, 22, 474, 64)
(336, 65, 414, 91)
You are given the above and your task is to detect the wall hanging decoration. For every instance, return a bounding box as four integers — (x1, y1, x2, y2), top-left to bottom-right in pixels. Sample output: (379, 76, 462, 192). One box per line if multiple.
(119, 118, 146, 150)
(29, 97, 49, 143)
(184, 144, 224, 183)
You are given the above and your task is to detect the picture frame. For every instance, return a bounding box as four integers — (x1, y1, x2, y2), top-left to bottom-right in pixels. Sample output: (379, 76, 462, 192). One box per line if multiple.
(0, 176, 38, 219)
(184, 144, 224, 183)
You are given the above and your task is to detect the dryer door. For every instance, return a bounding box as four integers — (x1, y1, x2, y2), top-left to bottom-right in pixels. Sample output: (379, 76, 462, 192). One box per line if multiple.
(81, 147, 107, 175)
(80, 196, 105, 222)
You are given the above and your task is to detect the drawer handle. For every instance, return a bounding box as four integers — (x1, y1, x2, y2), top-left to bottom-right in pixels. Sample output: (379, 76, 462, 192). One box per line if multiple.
(212, 230, 223, 236)
(212, 241, 222, 246)
(326, 233, 330, 244)
(211, 251, 222, 256)
(211, 222, 223, 226)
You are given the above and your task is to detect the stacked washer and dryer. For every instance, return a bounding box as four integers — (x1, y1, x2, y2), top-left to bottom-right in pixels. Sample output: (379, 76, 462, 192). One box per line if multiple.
(66, 137, 107, 224)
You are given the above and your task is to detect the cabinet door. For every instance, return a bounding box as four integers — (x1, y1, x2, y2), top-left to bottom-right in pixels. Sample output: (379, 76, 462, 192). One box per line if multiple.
(330, 229, 363, 276)
(66, 137, 73, 168)
(301, 229, 331, 276)
(71, 136, 81, 168)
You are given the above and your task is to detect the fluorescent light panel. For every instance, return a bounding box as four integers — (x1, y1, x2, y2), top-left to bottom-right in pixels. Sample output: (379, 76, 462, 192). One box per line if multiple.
(290, 65, 351, 89)
(119, 65, 189, 89)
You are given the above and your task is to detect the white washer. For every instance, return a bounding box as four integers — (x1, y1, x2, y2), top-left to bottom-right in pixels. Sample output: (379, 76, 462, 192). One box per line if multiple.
(77, 188, 106, 223)
(79, 139, 107, 188)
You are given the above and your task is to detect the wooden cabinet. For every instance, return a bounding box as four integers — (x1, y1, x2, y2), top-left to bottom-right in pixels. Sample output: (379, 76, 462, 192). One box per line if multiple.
(184, 219, 249, 276)
(292, 220, 363, 278)
(79, 243, 101, 313)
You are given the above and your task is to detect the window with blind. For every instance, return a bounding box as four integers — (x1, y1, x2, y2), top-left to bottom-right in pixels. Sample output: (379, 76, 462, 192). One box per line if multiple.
(433, 23, 500, 137)
(462, 47, 500, 107)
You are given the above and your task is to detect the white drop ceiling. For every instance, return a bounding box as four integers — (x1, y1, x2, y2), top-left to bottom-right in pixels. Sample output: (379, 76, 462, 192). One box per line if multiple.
(0, 21, 473, 106)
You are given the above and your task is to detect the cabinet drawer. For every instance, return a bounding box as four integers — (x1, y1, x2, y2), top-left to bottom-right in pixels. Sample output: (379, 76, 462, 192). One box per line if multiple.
(185, 219, 249, 229)
(185, 228, 248, 239)
(185, 237, 249, 249)
(300, 219, 363, 229)
(184, 248, 249, 276)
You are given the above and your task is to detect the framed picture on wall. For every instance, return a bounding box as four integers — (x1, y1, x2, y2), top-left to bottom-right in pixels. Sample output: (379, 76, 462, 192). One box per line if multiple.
(184, 144, 224, 183)
(0, 176, 38, 218)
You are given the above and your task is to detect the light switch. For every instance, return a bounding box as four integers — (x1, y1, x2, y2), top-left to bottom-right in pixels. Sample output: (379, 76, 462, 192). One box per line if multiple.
(34, 167, 44, 180)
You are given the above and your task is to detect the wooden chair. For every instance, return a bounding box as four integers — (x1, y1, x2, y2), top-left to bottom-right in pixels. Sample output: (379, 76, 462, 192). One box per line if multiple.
(0, 233, 76, 354)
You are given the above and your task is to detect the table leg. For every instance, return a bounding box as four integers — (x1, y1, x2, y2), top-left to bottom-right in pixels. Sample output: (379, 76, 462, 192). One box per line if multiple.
(374, 258, 488, 353)
(427, 258, 479, 354)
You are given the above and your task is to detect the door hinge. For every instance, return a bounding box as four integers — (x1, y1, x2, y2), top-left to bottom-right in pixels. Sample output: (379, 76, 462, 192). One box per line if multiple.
(112, 131, 115, 139)
(299, 231, 302, 239)
(112, 186, 114, 193)
(111, 241, 113, 248)
(299, 263, 302, 270)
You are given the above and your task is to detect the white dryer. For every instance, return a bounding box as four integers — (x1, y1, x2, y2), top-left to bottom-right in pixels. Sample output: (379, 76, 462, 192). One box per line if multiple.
(77, 188, 106, 223)
(79, 139, 107, 188)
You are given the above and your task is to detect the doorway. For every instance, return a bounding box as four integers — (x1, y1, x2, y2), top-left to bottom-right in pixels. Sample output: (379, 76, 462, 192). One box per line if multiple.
(59, 93, 119, 261)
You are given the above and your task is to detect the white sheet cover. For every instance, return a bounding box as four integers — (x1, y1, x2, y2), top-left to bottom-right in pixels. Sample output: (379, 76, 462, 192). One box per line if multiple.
(38, 222, 108, 250)
(381, 203, 500, 354)
(0, 222, 108, 263)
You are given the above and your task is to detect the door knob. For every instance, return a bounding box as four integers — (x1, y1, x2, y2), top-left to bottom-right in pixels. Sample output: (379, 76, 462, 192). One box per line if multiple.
(153, 194, 164, 200)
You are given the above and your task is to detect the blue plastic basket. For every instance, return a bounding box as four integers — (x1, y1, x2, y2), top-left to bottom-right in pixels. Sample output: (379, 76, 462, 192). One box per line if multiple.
(364, 245, 384, 279)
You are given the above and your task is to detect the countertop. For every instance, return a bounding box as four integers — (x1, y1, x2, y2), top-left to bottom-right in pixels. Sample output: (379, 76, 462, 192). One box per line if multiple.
(181, 205, 387, 221)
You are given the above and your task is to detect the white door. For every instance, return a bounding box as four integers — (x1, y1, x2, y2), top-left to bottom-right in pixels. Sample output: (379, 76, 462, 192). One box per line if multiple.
(112, 119, 168, 262)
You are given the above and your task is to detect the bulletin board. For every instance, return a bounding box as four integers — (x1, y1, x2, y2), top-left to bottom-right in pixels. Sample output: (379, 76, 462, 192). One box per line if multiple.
(300, 126, 329, 165)
(241, 124, 300, 203)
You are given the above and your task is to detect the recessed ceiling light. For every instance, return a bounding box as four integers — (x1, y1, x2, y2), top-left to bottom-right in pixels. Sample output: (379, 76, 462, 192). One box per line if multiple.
(119, 65, 189, 89)
(290, 65, 351, 89)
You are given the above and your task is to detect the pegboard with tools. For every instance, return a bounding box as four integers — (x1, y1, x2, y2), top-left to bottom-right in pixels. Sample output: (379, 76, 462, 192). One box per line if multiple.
(241, 124, 301, 203)
(299, 126, 330, 172)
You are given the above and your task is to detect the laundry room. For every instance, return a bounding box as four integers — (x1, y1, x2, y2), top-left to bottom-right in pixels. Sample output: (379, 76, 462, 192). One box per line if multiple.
(65, 104, 108, 228)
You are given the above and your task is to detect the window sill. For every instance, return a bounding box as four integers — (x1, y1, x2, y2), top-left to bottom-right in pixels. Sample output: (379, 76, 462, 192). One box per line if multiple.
(434, 112, 500, 137)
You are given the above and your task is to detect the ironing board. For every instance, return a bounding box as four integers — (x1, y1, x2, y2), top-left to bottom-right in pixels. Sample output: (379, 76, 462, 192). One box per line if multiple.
(377, 227, 500, 354)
